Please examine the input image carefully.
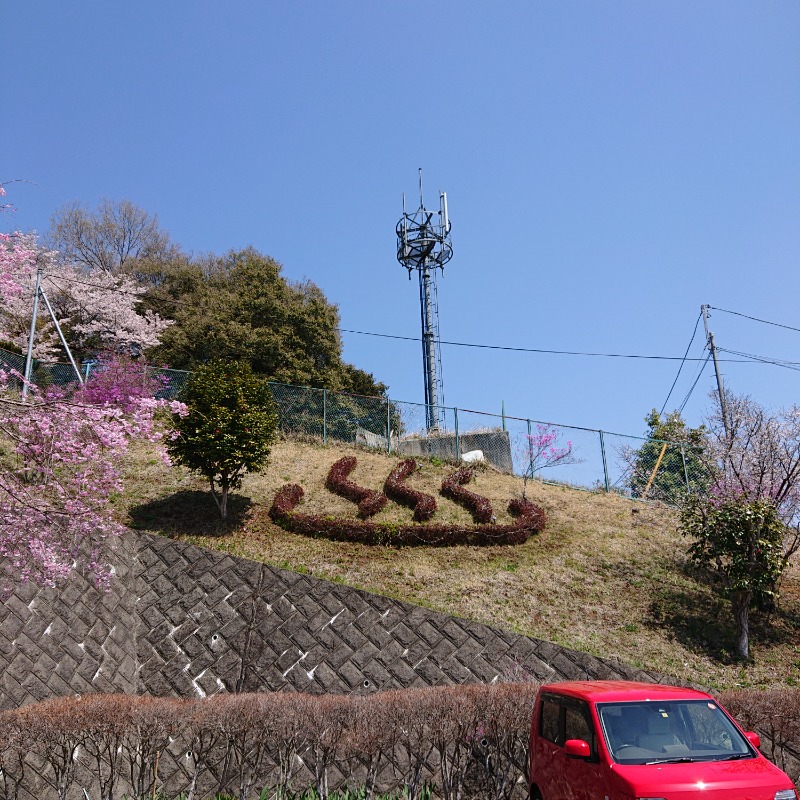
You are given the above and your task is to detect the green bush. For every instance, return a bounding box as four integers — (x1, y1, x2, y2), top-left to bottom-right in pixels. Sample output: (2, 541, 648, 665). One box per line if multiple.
(168, 360, 278, 519)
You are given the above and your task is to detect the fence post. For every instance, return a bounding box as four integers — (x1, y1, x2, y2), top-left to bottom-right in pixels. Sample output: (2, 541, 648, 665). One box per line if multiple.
(599, 430, 610, 492)
(681, 444, 690, 495)
(386, 396, 391, 454)
(322, 388, 327, 445)
(454, 407, 460, 462)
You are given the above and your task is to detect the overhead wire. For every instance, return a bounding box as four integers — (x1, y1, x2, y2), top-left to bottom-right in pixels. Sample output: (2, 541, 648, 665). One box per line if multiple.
(340, 328, 757, 363)
(39, 272, 800, 368)
(659, 312, 702, 415)
(678, 352, 712, 414)
(40, 270, 198, 308)
(708, 305, 800, 335)
(717, 347, 800, 372)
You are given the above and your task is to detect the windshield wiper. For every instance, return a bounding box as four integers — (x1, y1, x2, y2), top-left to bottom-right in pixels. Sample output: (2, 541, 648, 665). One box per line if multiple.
(717, 753, 752, 761)
(644, 757, 699, 765)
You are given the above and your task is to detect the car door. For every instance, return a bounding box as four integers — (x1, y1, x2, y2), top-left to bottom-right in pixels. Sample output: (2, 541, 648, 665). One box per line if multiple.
(534, 693, 567, 800)
(562, 698, 609, 800)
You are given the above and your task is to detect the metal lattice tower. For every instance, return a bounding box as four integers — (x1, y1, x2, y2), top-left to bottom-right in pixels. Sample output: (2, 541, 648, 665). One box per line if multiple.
(396, 170, 453, 431)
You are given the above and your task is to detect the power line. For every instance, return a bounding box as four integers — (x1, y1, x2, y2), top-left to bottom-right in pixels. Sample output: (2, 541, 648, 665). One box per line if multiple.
(36, 275, 800, 369)
(709, 305, 800, 335)
(678, 352, 712, 414)
(340, 328, 760, 363)
(660, 312, 701, 416)
(41, 270, 198, 307)
(717, 347, 800, 372)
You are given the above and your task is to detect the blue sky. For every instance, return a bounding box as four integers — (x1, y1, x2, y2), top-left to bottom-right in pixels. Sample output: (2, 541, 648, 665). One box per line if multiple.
(3, 1, 799, 438)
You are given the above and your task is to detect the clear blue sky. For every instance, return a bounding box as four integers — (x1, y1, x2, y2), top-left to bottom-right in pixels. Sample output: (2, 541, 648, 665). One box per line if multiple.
(3, 1, 799, 438)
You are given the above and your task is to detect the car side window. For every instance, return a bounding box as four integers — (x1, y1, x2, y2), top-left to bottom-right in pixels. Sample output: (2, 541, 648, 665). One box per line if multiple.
(540, 696, 563, 745)
(565, 701, 597, 757)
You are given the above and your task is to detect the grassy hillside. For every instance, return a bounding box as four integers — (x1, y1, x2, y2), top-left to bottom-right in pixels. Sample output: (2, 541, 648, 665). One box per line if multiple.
(120, 437, 800, 691)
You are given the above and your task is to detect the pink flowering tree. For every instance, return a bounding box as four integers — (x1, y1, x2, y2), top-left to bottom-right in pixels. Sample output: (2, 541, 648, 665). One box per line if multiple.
(0, 233, 64, 359)
(80, 353, 169, 412)
(0, 227, 173, 362)
(47, 265, 173, 356)
(0, 372, 186, 592)
(519, 423, 579, 498)
(0, 184, 185, 591)
(681, 392, 800, 660)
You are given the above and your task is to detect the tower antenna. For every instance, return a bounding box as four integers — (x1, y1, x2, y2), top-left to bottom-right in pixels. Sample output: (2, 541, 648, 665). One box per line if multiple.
(396, 171, 453, 431)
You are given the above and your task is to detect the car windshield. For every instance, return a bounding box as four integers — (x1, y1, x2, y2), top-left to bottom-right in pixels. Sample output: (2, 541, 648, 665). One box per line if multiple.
(596, 699, 754, 766)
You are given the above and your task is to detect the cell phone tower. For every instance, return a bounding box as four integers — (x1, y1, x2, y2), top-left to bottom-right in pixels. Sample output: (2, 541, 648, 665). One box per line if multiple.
(396, 170, 453, 432)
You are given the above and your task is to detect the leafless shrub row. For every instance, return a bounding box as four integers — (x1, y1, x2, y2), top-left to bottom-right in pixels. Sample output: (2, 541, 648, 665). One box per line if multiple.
(2, 685, 798, 799)
(0, 682, 540, 800)
(719, 687, 800, 774)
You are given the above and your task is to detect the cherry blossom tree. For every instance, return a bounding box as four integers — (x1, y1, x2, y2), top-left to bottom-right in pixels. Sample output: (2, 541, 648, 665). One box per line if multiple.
(681, 392, 800, 660)
(0, 184, 184, 591)
(0, 234, 173, 360)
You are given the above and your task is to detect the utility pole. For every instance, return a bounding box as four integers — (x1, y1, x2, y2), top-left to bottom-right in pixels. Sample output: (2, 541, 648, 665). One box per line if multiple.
(701, 304, 729, 437)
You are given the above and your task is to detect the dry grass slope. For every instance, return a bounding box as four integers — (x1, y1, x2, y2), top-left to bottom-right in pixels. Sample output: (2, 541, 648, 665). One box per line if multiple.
(120, 437, 800, 691)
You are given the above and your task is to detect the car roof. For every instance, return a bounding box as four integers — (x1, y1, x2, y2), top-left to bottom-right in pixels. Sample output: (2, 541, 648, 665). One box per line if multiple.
(539, 680, 711, 704)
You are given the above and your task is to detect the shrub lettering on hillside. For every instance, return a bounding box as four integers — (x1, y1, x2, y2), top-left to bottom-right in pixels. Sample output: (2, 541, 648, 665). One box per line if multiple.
(268, 481, 546, 546)
(441, 467, 494, 524)
(326, 456, 388, 518)
(383, 459, 437, 522)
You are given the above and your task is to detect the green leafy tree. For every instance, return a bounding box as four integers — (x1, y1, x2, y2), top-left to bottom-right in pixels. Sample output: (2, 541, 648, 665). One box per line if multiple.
(681, 496, 785, 661)
(628, 410, 706, 503)
(167, 360, 278, 519)
(142, 248, 387, 396)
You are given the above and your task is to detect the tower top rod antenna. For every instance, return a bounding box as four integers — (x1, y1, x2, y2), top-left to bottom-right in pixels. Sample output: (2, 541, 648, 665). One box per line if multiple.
(419, 167, 423, 206)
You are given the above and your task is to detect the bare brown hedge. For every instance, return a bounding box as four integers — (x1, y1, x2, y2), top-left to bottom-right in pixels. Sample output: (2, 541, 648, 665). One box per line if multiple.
(0, 683, 541, 800)
(719, 688, 800, 776)
(1, 685, 797, 798)
(326, 456, 388, 518)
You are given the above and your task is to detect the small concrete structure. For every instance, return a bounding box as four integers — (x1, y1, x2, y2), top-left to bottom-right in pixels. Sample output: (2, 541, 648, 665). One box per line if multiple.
(397, 427, 514, 473)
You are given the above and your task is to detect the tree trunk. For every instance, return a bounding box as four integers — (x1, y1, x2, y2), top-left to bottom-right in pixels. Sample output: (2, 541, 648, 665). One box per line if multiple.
(209, 477, 229, 519)
(730, 589, 751, 661)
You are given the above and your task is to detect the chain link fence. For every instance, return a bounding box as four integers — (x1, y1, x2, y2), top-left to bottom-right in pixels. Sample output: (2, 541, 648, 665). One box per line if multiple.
(145, 365, 191, 399)
(0, 346, 82, 391)
(1, 345, 704, 504)
(267, 384, 705, 505)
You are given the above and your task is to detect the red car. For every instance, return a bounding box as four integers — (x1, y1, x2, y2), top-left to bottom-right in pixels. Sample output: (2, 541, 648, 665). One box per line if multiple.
(529, 680, 797, 800)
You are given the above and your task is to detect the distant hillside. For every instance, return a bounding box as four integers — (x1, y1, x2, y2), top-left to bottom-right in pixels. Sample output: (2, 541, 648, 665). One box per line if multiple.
(120, 437, 800, 690)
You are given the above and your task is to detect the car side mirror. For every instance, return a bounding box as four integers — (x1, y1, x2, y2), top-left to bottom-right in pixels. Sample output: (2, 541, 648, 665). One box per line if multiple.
(745, 731, 761, 749)
(565, 739, 591, 759)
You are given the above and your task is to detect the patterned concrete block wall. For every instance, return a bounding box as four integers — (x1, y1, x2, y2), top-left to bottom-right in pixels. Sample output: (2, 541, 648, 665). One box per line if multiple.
(136, 532, 659, 700)
(0, 533, 139, 710)
(1, 530, 664, 797)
